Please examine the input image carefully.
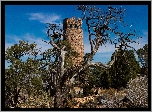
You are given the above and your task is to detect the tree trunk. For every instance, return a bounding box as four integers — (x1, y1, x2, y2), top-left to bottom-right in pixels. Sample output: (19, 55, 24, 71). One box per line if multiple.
(54, 86, 63, 108)
(13, 87, 20, 108)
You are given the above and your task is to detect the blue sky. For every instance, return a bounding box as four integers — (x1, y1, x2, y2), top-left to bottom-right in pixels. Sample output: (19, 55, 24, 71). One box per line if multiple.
(5, 5, 148, 68)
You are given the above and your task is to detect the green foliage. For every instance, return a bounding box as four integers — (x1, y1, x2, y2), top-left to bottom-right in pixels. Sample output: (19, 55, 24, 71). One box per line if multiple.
(136, 44, 148, 75)
(81, 49, 140, 92)
(80, 66, 110, 96)
(99, 70, 111, 88)
(83, 85, 93, 96)
(5, 4, 145, 108)
(5, 40, 37, 61)
(51, 40, 78, 68)
(84, 53, 91, 63)
(89, 66, 111, 88)
(5, 40, 44, 108)
(109, 49, 140, 89)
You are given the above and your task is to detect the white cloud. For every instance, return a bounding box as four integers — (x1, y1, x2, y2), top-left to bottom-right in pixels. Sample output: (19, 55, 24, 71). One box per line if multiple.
(95, 52, 113, 58)
(5, 33, 53, 68)
(83, 31, 116, 54)
(27, 12, 61, 24)
(5, 43, 13, 50)
(83, 30, 148, 63)
(23, 33, 52, 52)
(5, 33, 52, 53)
(83, 30, 148, 54)
(84, 42, 116, 54)
(129, 30, 148, 50)
(5, 35, 21, 50)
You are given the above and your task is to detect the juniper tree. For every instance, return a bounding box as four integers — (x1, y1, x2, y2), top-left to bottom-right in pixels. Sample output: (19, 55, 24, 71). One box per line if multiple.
(136, 44, 148, 76)
(5, 40, 43, 108)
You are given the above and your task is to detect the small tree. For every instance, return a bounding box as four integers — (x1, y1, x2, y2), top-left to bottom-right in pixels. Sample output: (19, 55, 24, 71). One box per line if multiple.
(5, 40, 44, 108)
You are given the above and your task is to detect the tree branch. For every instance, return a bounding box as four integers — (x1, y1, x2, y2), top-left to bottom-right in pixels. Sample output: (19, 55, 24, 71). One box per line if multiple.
(60, 46, 67, 78)
(70, 41, 125, 83)
(49, 36, 60, 50)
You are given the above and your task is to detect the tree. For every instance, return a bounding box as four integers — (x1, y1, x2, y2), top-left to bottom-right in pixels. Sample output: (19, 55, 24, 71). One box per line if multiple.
(109, 49, 140, 89)
(44, 5, 141, 108)
(5, 40, 44, 108)
(80, 50, 140, 92)
(81, 66, 111, 96)
(136, 44, 148, 76)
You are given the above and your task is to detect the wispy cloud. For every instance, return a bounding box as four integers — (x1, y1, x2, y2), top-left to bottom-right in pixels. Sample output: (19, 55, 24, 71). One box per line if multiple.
(27, 12, 62, 25)
(5, 33, 53, 68)
(84, 30, 148, 54)
(84, 41, 116, 54)
(83, 30, 148, 64)
(5, 33, 52, 53)
(129, 30, 148, 50)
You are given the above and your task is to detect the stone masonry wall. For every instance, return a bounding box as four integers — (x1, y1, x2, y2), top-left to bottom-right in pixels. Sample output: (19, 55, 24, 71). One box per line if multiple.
(63, 17, 84, 66)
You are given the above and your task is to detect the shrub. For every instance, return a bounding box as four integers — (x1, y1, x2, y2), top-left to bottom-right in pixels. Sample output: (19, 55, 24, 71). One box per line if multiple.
(125, 75, 148, 108)
(17, 90, 54, 108)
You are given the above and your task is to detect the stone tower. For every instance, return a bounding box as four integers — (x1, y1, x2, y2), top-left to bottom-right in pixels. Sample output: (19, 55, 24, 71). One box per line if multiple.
(63, 17, 84, 66)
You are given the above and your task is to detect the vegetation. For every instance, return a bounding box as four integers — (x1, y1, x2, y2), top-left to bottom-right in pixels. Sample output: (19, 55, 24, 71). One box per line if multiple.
(125, 75, 148, 108)
(78, 49, 141, 96)
(136, 44, 148, 76)
(109, 49, 141, 89)
(5, 5, 148, 108)
(5, 41, 44, 108)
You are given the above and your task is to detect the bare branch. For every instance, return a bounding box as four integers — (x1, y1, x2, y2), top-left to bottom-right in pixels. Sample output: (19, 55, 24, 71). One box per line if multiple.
(60, 46, 67, 78)
(46, 24, 63, 50)
(49, 35, 60, 50)
(70, 41, 126, 83)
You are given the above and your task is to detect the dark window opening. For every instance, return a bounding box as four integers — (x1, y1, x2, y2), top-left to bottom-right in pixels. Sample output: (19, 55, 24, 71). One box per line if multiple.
(75, 24, 78, 29)
(70, 24, 72, 28)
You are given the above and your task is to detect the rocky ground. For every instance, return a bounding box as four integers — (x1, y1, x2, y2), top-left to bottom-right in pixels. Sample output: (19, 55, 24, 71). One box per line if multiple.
(8, 75, 148, 108)
(69, 75, 148, 108)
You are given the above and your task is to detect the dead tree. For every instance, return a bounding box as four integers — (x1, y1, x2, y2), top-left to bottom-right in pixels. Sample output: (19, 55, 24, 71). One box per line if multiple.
(43, 5, 141, 108)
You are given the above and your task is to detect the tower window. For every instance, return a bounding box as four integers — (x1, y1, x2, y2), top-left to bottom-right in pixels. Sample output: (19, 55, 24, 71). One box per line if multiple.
(75, 24, 78, 29)
(70, 24, 72, 28)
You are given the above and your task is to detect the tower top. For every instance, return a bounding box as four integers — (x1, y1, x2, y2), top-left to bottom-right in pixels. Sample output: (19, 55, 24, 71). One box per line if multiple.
(63, 17, 82, 30)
